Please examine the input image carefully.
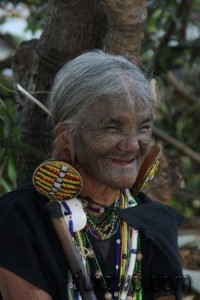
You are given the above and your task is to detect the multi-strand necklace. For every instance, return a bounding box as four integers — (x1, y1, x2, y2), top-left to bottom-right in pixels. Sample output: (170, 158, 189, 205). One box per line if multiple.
(68, 189, 143, 300)
(84, 197, 120, 240)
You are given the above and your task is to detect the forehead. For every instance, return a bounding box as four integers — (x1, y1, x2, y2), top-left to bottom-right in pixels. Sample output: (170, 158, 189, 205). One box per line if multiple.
(86, 99, 152, 124)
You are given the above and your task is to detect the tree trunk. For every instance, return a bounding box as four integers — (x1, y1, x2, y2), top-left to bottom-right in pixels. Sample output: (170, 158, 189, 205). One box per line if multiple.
(12, 0, 147, 185)
(101, 0, 147, 63)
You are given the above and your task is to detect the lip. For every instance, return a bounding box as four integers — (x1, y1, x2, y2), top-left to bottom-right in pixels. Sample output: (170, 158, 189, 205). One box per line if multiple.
(108, 157, 136, 167)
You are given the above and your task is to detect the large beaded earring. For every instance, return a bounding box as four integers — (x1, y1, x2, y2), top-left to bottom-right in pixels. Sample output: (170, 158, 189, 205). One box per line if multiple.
(33, 159, 83, 201)
(132, 145, 161, 195)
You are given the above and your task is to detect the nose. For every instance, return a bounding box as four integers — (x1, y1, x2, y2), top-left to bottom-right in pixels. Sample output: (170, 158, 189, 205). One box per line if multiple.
(117, 133, 140, 153)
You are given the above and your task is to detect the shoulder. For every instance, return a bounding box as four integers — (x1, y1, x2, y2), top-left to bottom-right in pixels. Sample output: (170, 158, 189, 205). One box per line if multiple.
(136, 191, 184, 228)
(0, 183, 36, 203)
(116, 190, 184, 243)
(0, 183, 48, 224)
(0, 182, 40, 201)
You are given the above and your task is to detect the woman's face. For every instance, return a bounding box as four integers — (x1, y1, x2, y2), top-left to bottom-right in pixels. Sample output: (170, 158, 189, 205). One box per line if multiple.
(74, 99, 153, 190)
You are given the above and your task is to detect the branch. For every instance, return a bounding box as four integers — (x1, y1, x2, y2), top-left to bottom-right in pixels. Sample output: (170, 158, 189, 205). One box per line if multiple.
(0, 140, 48, 160)
(0, 33, 17, 49)
(173, 189, 199, 207)
(180, 217, 200, 230)
(0, 57, 12, 71)
(167, 71, 198, 106)
(153, 126, 200, 164)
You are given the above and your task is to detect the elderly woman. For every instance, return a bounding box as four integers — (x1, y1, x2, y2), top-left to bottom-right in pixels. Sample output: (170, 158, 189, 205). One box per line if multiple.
(0, 51, 183, 300)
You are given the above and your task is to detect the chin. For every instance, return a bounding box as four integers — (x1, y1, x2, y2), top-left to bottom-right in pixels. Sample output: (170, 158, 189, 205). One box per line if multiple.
(108, 178, 135, 190)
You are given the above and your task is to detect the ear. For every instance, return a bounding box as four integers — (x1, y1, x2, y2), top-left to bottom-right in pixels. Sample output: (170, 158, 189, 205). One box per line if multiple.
(52, 122, 75, 165)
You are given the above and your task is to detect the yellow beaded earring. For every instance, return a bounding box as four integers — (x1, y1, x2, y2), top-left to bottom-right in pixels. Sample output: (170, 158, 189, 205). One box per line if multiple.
(33, 160, 82, 201)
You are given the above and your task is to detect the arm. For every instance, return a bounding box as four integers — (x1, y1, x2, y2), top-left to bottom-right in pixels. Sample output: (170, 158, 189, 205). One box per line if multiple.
(0, 268, 52, 300)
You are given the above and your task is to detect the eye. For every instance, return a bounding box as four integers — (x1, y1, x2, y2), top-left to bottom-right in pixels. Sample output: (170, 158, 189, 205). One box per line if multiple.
(139, 124, 152, 133)
(102, 120, 122, 132)
(142, 125, 151, 130)
(104, 125, 121, 132)
(105, 126, 117, 130)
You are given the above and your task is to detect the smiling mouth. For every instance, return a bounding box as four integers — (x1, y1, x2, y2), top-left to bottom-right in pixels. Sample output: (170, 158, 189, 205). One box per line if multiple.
(109, 157, 136, 166)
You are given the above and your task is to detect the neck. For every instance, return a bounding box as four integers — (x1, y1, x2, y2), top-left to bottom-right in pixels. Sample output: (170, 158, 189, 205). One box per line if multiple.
(76, 163, 119, 207)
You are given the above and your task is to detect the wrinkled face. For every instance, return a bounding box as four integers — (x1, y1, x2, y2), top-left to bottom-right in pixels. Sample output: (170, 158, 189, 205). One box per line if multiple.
(74, 99, 153, 190)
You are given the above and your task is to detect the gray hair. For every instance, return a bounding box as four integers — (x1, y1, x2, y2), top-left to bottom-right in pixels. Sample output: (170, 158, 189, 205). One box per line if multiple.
(48, 50, 155, 135)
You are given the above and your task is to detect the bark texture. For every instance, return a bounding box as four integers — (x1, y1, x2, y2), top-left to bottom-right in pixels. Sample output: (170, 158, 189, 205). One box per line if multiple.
(100, 0, 147, 62)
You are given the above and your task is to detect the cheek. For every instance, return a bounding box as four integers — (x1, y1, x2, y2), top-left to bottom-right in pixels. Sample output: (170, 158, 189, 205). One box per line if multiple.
(85, 133, 120, 155)
(139, 134, 152, 154)
(74, 133, 107, 166)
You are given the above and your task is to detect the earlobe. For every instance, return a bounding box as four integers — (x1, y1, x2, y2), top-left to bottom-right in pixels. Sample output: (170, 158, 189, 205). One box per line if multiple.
(53, 122, 69, 138)
(52, 122, 75, 165)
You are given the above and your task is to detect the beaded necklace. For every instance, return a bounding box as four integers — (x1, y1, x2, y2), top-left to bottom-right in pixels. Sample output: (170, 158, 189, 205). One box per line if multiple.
(67, 189, 143, 300)
(84, 195, 120, 240)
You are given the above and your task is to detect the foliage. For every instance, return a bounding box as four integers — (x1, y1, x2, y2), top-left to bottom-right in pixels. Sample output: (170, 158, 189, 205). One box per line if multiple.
(0, 76, 18, 195)
(0, 1, 46, 195)
(143, 0, 200, 71)
(142, 0, 200, 199)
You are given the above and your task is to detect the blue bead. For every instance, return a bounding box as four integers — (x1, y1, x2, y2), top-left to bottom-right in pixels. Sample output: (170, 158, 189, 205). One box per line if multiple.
(130, 248, 137, 254)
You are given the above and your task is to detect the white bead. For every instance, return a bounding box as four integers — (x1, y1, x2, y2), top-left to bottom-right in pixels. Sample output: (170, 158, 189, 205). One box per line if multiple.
(94, 270, 102, 278)
(104, 291, 113, 299)
(136, 252, 143, 262)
